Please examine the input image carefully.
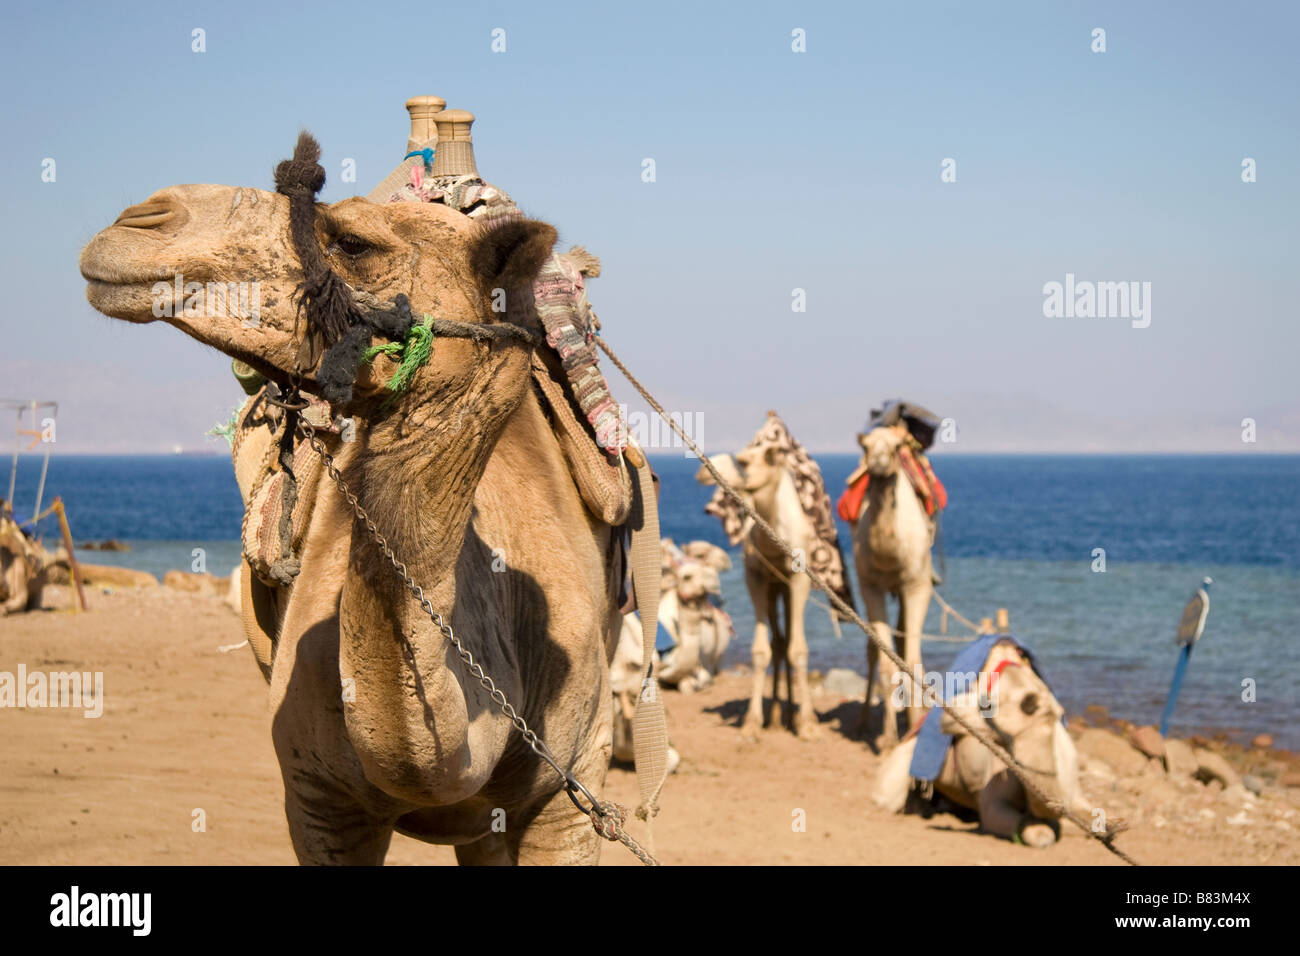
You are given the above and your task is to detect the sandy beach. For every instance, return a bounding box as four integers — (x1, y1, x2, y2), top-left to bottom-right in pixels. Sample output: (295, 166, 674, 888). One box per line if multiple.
(1, 583, 1296, 867)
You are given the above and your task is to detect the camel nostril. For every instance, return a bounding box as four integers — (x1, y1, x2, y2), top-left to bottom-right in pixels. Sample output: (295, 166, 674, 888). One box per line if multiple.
(113, 198, 188, 231)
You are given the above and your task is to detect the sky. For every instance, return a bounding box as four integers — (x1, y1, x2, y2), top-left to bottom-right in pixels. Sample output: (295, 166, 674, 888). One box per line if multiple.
(1, 0, 1296, 454)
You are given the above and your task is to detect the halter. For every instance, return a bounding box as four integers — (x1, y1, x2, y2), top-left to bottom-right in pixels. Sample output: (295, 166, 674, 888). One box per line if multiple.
(272, 131, 540, 408)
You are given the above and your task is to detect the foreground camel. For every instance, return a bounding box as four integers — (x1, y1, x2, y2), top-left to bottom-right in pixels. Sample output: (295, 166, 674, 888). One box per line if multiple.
(698, 442, 822, 738)
(849, 424, 935, 745)
(872, 640, 1090, 847)
(80, 135, 627, 864)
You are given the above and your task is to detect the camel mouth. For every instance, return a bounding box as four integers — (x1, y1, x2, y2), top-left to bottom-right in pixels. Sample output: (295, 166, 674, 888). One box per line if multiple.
(83, 278, 162, 324)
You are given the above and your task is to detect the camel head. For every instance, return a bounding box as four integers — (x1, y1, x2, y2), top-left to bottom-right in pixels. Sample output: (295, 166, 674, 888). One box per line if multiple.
(734, 439, 788, 493)
(80, 133, 557, 422)
(681, 540, 732, 574)
(945, 664, 1071, 820)
(858, 425, 907, 478)
(675, 562, 721, 603)
(660, 540, 728, 602)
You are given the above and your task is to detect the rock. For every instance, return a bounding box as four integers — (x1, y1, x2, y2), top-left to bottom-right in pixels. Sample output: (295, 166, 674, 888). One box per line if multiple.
(1194, 748, 1240, 789)
(1225, 811, 1251, 826)
(1066, 716, 1087, 736)
(1138, 778, 1183, 811)
(820, 668, 868, 699)
(81, 539, 130, 552)
(1129, 725, 1166, 759)
(1242, 774, 1265, 796)
(1220, 783, 1252, 805)
(1141, 756, 1166, 778)
(1164, 738, 1198, 778)
(1084, 704, 1109, 722)
(1281, 772, 1300, 788)
(1252, 734, 1274, 749)
(162, 570, 224, 596)
(1074, 728, 1148, 776)
(76, 563, 158, 589)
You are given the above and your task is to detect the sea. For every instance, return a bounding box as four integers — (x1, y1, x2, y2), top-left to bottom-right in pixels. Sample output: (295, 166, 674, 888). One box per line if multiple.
(7, 452, 1298, 748)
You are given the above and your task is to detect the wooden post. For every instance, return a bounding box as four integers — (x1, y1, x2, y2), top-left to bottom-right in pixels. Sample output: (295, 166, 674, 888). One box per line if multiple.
(52, 498, 87, 612)
(996, 607, 1010, 633)
(978, 617, 994, 635)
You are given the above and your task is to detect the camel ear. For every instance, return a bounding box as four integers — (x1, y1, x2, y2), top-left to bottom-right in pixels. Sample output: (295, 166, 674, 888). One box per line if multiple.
(469, 217, 558, 295)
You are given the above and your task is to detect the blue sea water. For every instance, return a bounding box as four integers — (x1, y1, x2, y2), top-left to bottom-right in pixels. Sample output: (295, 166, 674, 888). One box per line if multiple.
(7, 452, 1298, 747)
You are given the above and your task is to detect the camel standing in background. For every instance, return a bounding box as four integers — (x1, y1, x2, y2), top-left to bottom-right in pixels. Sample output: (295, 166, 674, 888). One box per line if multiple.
(698, 441, 822, 739)
(80, 136, 626, 865)
(849, 425, 935, 746)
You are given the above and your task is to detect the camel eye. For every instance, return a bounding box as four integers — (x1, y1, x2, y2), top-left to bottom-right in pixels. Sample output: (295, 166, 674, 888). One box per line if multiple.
(335, 234, 373, 257)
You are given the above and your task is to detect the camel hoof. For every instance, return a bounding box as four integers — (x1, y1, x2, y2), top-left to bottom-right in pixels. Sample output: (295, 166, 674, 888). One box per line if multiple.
(1018, 823, 1057, 848)
(796, 723, 821, 742)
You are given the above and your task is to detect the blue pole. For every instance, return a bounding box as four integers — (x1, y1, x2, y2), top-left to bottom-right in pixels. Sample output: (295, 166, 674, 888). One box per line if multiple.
(1159, 644, 1193, 737)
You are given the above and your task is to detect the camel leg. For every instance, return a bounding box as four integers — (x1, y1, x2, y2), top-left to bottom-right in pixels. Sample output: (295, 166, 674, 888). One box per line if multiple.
(858, 587, 896, 743)
(768, 586, 789, 729)
(282, 779, 396, 865)
(786, 572, 819, 740)
(898, 577, 932, 734)
(977, 775, 1058, 847)
(455, 830, 516, 865)
(511, 782, 602, 865)
(742, 567, 771, 736)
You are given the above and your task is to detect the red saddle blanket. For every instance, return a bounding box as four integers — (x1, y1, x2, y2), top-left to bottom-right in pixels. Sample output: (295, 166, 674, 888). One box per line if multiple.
(837, 445, 946, 522)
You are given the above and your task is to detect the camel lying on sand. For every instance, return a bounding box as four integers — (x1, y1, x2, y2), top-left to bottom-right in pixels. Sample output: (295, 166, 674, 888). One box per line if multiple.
(872, 640, 1090, 847)
(609, 538, 730, 769)
(0, 510, 45, 615)
(80, 134, 630, 865)
(657, 539, 733, 692)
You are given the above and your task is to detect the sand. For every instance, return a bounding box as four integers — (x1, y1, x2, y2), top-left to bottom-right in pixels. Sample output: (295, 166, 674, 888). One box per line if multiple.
(2, 585, 1296, 866)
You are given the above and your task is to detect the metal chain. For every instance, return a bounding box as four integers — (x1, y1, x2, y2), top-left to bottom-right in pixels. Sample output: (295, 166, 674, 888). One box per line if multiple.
(593, 331, 1140, 866)
(291, 413, 660, 866)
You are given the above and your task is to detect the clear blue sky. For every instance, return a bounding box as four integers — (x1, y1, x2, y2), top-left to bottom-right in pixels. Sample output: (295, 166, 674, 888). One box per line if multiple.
(1, 0, 1296, 453)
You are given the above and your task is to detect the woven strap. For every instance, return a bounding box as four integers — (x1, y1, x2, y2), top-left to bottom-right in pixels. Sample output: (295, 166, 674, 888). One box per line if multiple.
(627, 445, 669, 819)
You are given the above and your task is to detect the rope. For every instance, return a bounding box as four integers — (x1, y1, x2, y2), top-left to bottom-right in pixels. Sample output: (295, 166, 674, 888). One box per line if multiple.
(750, 545, 975, 645)
(594, 331, 1140, 866)
(363, 318, 434, 395)
(932, 590, 984, 636)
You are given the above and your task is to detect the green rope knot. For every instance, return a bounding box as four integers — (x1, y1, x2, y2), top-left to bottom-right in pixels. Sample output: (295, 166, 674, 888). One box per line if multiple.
(363, 317, 435, 396)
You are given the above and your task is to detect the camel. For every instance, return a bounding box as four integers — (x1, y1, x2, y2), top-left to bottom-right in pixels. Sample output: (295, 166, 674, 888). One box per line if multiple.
(846, 423, 938, 747)
(872, 640, 1092, 847)
(79, 134, 629, 865)
(698, 439, 823, 739)
(1, 509, 45, 614)
(656, 539, 733, 692)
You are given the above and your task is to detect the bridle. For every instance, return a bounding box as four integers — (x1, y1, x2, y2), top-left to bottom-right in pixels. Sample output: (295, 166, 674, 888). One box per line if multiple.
(271, 131, 540, 410)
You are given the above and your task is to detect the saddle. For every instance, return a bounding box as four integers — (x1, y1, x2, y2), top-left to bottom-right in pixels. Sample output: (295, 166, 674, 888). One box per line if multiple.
(837, 440, 947, 523)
